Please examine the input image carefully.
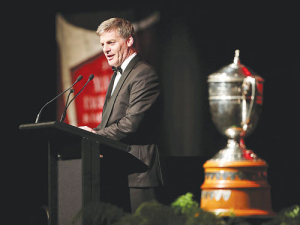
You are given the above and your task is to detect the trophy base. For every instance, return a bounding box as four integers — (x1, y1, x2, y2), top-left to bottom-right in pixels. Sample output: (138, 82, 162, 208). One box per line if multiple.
(211, 147, 259, 161)
(200, 160, 275, 217)
(211, 138, 258, 161)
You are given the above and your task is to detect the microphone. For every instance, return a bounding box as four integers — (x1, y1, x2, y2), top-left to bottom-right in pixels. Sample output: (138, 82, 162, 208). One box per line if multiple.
(35, 75, 83, 123)
(59, 89, 74, 122)
(60, 74, 94, 123)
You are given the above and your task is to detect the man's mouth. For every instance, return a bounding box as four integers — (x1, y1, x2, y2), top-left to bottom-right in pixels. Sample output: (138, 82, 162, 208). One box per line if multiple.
(107, 54, 114, 61)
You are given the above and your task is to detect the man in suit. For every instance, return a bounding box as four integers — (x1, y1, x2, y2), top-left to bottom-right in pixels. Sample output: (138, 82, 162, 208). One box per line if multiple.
(80, 17, 163, 213)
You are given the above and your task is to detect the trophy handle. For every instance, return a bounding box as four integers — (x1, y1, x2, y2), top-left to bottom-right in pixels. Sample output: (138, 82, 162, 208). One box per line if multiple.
(241, 76, 256, 131)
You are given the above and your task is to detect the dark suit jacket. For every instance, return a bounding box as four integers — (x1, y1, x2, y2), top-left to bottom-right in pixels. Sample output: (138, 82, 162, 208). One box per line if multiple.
(94, 54, 163, 188)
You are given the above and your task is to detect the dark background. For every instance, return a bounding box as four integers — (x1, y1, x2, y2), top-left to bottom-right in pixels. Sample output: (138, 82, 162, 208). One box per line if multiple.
(3, 1, 300, 224)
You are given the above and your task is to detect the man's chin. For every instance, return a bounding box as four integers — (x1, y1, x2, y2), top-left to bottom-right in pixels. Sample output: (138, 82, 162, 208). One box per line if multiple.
(108, 61, 117, 67)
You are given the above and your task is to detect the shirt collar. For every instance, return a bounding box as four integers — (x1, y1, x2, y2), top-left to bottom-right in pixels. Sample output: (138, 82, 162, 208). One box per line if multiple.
(121, 52, 137, 72)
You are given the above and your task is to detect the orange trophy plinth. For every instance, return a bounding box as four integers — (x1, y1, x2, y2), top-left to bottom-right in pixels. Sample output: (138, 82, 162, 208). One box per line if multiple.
(201, 156, 275, 217)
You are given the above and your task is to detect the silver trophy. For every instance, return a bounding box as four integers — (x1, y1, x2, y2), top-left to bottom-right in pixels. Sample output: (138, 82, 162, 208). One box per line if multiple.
(208, 50, 264, 161)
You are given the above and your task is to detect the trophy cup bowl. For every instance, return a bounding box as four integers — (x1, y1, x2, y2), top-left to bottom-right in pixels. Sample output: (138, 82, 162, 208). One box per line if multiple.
(208, 49, 264, 161)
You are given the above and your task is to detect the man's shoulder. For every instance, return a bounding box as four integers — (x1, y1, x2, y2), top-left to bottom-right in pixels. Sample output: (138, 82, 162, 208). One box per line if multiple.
(129, 54, 154, 70)
(131, 61, 158, 83)
(127, 54, 158, 80)
(135, 60, 156, 73)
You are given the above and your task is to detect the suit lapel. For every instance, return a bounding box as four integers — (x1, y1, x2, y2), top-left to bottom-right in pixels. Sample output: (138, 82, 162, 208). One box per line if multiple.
(102, 72, 116, 113)
(100, 54, 141, 129)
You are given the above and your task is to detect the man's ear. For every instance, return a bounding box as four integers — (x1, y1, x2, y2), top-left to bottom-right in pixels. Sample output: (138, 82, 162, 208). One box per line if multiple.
(127, 36, 134, 47)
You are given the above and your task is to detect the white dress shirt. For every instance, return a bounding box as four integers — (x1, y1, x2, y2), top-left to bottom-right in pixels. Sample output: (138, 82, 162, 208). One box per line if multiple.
(111, 52, 137, 95)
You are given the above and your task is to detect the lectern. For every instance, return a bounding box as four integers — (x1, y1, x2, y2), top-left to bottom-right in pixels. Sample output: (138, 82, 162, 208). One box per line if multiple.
(19, 121, 145, 225)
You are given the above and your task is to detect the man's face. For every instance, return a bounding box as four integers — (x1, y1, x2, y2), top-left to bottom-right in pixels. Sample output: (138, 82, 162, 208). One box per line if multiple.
(100, 30, 133, 67)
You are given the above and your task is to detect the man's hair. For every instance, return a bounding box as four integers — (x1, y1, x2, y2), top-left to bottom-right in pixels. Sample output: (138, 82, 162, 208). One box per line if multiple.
(96, 18, 135, 40)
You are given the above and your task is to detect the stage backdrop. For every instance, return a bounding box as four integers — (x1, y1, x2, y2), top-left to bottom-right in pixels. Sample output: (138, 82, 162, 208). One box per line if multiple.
(56, 10, 160, 128)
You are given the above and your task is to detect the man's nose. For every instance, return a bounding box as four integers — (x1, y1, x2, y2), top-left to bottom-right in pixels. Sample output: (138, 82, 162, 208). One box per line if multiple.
(103, 44, 110, 53)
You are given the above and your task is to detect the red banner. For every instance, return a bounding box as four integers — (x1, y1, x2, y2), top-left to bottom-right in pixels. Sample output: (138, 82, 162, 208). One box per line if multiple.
(67, 53, 112, 128)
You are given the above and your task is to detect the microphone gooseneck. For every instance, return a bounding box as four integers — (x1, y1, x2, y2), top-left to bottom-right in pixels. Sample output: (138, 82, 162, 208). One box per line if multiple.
(60, 74, 94, 123)
(35, 75, 83, 123)
(60, 89, 74, 122)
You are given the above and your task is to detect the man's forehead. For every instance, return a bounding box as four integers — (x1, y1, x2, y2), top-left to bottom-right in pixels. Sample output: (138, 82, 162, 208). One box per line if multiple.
(100, 30, 121, 41)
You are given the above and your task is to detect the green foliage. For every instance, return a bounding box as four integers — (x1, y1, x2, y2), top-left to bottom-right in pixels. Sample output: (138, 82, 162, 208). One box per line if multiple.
(284, 205, 299, 219)
(185, 207, 225, 225)
(171, 192, 199, 215)
(112, 200, 185, 225)
(262, 205, 300, 225)
(72, 193, 299, 225)
(71, 202, 126, 225)
(111, 193, 226, 225)
(171, 192, 225, 225)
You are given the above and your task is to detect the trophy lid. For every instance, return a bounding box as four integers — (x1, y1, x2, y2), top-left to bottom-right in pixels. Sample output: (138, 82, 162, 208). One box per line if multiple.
(208, 50, 264, 82)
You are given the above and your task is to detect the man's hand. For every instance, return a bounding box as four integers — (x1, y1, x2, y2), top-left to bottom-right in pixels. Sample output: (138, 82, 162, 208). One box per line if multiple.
(78, 126, 97, 133)
(79, 126, 103, 158)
